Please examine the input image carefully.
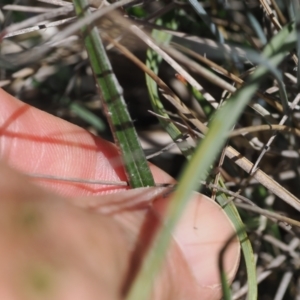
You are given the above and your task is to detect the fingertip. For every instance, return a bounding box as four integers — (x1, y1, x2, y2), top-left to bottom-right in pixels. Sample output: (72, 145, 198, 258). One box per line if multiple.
(153, 192, 240, 296)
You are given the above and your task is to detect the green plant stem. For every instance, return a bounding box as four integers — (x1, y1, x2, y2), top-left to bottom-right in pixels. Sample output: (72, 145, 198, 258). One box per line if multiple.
(73, 0, 155, 188)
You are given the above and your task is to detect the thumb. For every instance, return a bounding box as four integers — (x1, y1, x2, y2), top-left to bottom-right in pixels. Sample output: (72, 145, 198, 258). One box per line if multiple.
(0, 159, 239, 300)
(75, 187, 240, 299)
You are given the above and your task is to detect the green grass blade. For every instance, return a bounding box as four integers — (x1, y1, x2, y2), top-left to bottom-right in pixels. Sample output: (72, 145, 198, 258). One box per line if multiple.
(216, 186, 256, 299)
(73, 0, 155, 188)
(187, 0, 224, 43)
(147, 16, 257, 300)
(146, 19, 194, 160)
(247, 12, 267, 45)
(126, 22, 296, 300)
(70, 102, 106, 132)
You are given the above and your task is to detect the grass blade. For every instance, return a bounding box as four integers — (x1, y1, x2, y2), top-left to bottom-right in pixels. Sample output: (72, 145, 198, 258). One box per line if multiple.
(126, 21, 296, 300)
(146, 16, 257, 300)
(187, 0, 224, 43)
(73, 0, 154, 188)
(146, 18, 194, 160)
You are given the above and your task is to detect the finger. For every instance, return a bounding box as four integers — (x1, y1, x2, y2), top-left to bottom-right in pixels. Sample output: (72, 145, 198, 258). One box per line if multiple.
(153, 192, 240, 299)
(0, 160, 238, 300)
(0, 160, 130, 300)
(0, 88, 240, 299)
(75, 188, 240, 299)
(0, 88, 174, 196)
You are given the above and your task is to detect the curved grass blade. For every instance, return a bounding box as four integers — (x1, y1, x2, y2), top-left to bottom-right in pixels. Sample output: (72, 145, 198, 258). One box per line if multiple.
(126, 21, 296, 300)
(146, 19, 194, 160)
(247, 12, 267, 45)
(215, 183, 256, 300)
(73, 0, 155, 188)
(146, 16, 256, 300)
(187, 0, 224, 43)
(70, 102, 106, 132)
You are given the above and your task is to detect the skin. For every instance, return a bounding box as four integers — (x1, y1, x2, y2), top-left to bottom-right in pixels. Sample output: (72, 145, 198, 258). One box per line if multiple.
(0, 88, 240, 299)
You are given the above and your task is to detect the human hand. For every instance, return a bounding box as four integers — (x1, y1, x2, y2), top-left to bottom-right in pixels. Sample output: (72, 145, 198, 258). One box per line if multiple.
(0, 88, 240, 299)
